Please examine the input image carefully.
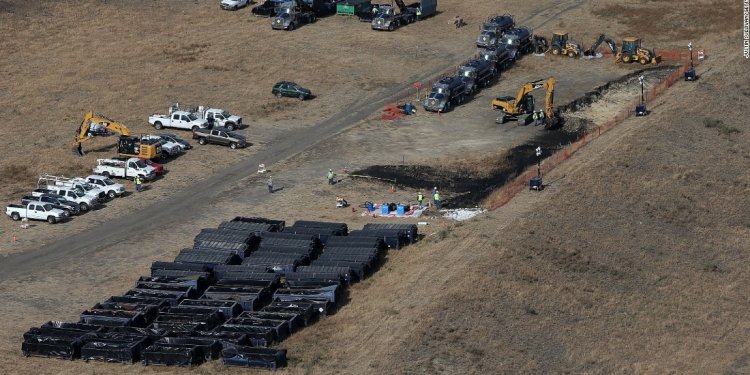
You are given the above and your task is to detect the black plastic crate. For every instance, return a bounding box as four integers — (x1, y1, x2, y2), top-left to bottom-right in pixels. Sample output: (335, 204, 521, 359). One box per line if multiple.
(154, 337, 222, 361)
(80, 336, 149, 363)
(221, 346, 287, 370)
(218, 220, 276, 234)
(291, 220, 348, 235)
(137, 275, 209, 294)
(142, 343, 203, 366)
(179, 299, 242, 319)
(21, 334, 86, 360)
(40, 321, 105, 333)
(231, 216, 285, 232)
(239, 311, 305, 333)
(79, 309, 147, 327)
(213, 325, 275, 347)
(175, 249, 242, 266)
(124, 289, 186, 307)
(105, 295, 172, 310)
(224, 317, 290, 343)
(363, 223, 418, 243)
(92, 302, 160, 325)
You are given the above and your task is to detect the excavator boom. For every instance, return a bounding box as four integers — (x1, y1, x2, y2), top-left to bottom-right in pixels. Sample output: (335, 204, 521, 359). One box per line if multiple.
(584, 34, 617, 56)
(492, 77, 555, 124)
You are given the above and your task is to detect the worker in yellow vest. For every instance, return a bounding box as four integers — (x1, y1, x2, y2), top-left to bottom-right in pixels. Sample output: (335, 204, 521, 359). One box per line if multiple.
(433, 190, 440, 209)
(417, 192, 424, 207)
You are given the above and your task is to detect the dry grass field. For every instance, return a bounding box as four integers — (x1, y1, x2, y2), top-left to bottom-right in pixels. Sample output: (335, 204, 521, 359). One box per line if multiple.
(0, 0, 747, 373)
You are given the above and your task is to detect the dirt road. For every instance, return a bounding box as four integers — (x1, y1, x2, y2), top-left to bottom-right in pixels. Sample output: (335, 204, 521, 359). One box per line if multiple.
(0, 0, 588, 281)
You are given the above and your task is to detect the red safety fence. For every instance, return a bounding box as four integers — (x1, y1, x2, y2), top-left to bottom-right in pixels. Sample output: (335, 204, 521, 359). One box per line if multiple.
(486, 53, 702, 210)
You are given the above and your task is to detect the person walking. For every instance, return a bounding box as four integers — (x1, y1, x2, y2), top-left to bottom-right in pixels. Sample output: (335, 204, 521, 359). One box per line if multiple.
(267, 176, 273, 193)
(134, 175, 142, 192)
(433, 190, 441, 209)
(532, 110, 539, 126)
(417, 191, 424, 208)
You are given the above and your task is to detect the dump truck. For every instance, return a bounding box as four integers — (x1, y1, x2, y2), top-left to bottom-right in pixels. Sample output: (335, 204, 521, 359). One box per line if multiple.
(502, 27, 533, 60)
(476, 14, 514, 47)
(7, 202, 67, 224)
(480, 44, 513, 71)
(457, 58, 498, 94)
(423, 76, 471, 112)
(272, 0, 317, 30)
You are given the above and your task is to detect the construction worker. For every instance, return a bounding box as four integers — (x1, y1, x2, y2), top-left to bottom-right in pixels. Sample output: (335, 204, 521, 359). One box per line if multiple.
(417, 192, 424, 207)
(416, 7, 422, 20)
(433, 190, 441, 209)
(267, 176, 273, 193)
(532, 110, 539, 126)
(538, 109, 545, 126)
(134, 175, 142, 192)
(372, 5, 378, 14)
(207, 115, 215, 129)
(327, 169, 337, 185)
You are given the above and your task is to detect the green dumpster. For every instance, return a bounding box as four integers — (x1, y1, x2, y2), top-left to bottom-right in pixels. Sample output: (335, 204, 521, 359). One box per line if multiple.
(337, 0, 371, 16)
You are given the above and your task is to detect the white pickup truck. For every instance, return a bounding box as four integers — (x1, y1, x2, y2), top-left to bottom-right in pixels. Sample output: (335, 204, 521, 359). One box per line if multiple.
(86, 175, 126, 198)
(92, 158, 157, 181)
(149, 104, 208, 131)
(7, 202, 67, 223)
(140, 134, 184, 158)
(41, 186, 100, 212)
(39, 174, 107, 201)
(194, 106, 243, 131)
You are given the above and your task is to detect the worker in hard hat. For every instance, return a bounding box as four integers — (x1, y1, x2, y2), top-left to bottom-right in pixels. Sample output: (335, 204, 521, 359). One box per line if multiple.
(327, 169, 336, 185)
(417, 192, 424, 208)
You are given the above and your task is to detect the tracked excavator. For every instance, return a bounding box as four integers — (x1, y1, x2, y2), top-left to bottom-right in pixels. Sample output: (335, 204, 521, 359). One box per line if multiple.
(491, 77, 555, 125)
(615, 37, 659, 64)
(583, 34, 617, 56)
(73, 111, 162, 159)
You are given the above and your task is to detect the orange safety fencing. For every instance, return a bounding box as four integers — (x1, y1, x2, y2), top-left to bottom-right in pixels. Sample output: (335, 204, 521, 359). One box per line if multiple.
(486, 53, 702, 211)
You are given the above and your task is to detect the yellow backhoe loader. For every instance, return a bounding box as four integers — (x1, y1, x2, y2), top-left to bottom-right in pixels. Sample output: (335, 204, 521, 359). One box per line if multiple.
(73, 111, 161, 159)
(491, 77, 555, 125)
(549, 32, 582, 58)
(615, 37, 659, 64)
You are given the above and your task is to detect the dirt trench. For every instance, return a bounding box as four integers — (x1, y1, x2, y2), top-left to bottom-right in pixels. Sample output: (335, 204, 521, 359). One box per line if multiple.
(352, 65, 678, 208)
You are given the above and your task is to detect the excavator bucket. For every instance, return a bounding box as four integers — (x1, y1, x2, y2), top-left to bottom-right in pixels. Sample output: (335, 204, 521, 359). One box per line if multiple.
(72, 144, 85, 157)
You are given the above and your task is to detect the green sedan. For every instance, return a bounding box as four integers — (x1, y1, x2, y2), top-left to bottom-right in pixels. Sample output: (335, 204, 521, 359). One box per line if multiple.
(272, 81, 313, 100)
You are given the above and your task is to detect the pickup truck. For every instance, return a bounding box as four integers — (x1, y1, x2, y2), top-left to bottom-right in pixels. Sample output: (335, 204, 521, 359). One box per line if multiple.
(93, 158, 156, 181)
(113, 157, 165, 175)
(7, 202, 67, 224)
(40, 186, 100, 212)
(192, 127, 247, 149)
(140, 134, 184, 158)
(38, 174, 106, 201)
(21, 197, 72, 218)
(149, 110, 208, 131)
(24, 193, 80, 215)
(86, 175, 126, 198)
(194, 106, 243, 131)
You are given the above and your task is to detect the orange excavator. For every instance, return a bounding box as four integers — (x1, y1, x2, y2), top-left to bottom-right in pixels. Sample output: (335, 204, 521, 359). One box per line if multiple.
(73, 111, 161, 159)
(491, 77, 555, 125)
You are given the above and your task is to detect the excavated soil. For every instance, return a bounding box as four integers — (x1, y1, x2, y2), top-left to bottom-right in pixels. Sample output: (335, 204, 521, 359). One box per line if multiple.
(353, 65, 678, 207)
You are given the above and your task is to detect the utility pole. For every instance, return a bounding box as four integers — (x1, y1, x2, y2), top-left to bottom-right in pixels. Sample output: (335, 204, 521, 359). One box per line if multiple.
(685, 41, 697, 81)
(635, 75, 647, 116)
(530, 146, 543, 191)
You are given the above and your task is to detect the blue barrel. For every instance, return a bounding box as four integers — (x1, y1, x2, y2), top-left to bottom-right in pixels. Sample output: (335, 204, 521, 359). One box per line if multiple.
(396, 204, 406, 215)
(366, 201, 374, 212)
(381, 203, 390, 214)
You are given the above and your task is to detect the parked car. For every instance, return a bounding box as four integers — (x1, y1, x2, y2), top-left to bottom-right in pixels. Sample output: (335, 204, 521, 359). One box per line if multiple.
(192, 127, 247, 149)
(221, 0, 249, 10)
(92, 158, 157, 181)
(272, 81, 313, 100)
(29, 192, 81, 215)
(21, 195, 75, 217)
(114, 157, 164, 175)
(157, 133, 192, 150)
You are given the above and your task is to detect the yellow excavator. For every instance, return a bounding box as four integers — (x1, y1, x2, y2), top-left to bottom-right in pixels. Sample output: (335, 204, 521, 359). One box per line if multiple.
(492, 77, 555, 125)
(615, 37, 659, 64)
(73, 111, 161, 159)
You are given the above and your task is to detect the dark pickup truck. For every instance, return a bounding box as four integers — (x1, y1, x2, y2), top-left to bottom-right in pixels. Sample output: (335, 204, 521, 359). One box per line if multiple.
(192, 127, 247, 149)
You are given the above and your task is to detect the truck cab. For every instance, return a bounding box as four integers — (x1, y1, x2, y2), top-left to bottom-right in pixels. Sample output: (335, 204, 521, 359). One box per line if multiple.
(86, 175, 126, 198)
(423, 76, 471, 112)
(371, 5, 414, 31)
(149, 107, 209, 131)
(197, 107, 243, 131)
(6, 202, 66, 224)
(43, 186, 99, 212)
